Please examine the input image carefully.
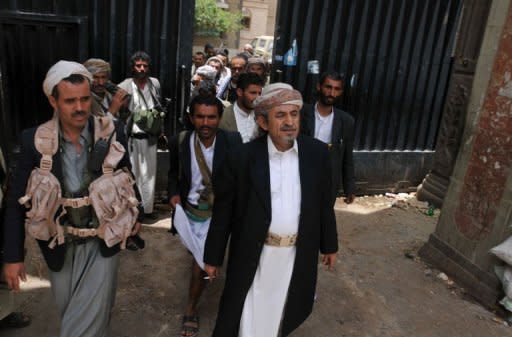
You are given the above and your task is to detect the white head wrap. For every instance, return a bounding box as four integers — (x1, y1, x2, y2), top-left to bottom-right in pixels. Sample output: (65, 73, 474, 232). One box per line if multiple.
(254, 82, 303, 116)
(247, 57, 266, 67)
(42, 60, 92, 97)
(195, 65, 218, 81)
(206, 56, 224, 70)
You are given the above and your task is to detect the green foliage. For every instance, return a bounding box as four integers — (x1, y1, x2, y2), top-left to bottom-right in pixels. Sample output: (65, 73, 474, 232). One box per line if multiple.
(195, 0, 243, 36)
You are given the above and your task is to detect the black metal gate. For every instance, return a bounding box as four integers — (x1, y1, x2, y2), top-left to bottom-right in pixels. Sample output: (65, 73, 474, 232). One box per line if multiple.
(0, 0, 194, 151)
(273, 0, 462, 193)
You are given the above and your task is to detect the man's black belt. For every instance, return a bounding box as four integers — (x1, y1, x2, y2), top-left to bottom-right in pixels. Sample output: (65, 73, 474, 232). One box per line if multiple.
(130, 133, 149, 139)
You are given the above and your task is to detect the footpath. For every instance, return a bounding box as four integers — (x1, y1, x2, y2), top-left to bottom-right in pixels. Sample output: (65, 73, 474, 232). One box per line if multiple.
(1, 195, 511, 337)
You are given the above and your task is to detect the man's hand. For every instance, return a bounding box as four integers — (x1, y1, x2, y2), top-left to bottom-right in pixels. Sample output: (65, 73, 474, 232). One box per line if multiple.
(344, 194, 355, 204)
(108, 88, 129, 115)
(322, 253, 336, 271)
(131, 221, 142, 235)
(3, 262, 26, 292)
(169, 195, 181, 209)
(204, 264, 219, 282)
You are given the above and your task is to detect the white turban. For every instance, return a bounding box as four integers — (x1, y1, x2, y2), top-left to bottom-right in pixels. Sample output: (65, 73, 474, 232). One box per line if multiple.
(247, 57, 266, 67)
(42, 60, 92, 97)
(254, 82, 303, 116)
(206, 56, 225, 70)
(195, 65, 218, 81)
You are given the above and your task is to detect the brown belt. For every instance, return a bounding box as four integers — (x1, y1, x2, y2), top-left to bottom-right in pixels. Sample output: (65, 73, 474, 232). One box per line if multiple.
(264, 231, 297, 247)
(66, 226, 98, 238)
(61, 196, 91, 208)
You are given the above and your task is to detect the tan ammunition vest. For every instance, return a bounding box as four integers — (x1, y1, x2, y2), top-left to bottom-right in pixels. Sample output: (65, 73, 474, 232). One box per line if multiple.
(19, 115, 139, 249)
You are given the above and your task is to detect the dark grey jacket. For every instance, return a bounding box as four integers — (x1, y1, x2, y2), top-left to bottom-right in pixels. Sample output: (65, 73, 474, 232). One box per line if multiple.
(300, 103, 356, 203)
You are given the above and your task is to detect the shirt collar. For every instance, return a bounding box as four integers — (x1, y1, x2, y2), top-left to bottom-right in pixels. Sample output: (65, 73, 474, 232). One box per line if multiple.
(59, 119, 91, 145)
(193, 131, 216, 151)
(267, 135, 298, 158)
(234, 101, 254, 117)
(314, 103, 333, 120)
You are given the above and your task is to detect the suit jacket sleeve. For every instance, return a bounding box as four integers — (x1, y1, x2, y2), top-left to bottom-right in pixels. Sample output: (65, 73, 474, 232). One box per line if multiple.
(320, 144, 338, 254)
(203, 148, 238, 266)
(229, 131, 243, 147)
(167, 134, 180, 198)
(300, 104, 313, 136)
(341, 114, 356, 196)
(3, 129, 37, 263)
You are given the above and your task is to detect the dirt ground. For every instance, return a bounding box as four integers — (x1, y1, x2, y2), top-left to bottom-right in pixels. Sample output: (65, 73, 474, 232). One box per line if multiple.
(1, 195, 511, 337)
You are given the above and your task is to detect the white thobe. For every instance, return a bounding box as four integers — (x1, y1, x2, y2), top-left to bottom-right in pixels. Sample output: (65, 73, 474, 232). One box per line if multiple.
(239, 136, 301, 337)
(233, 102, 257, 143)
(129, 80, 157, 213)
(314, 103, 334, 144)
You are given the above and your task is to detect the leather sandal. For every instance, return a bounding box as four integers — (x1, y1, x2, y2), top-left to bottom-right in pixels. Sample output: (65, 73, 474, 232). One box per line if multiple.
(181, 315, 199, 337)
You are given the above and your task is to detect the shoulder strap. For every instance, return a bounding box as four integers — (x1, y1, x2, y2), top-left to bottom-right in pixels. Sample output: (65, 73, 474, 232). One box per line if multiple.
(193, 134, 213, 185)
(193, 134, 214, 207)
(93, 115, 116, 143)
(34, 116, 59, 171)
(147, 79, 162, 108)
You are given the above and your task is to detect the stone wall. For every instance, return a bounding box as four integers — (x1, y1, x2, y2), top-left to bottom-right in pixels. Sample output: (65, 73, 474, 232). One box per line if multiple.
(420, 0, 512, 309)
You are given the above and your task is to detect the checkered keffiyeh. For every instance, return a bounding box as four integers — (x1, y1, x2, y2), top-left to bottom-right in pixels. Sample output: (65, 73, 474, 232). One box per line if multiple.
(254, 83, 303, 115)
(83, 58, 111, 75)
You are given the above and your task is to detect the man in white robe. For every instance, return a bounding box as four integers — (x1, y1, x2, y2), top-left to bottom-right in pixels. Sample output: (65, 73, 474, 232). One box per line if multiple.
(204, 83, 338, 337)
(168, 92, 241, 336)
(118, 51, 162, 218)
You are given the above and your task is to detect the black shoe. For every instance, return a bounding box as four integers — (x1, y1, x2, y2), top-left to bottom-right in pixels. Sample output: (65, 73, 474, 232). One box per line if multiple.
(125, 234, 145, 251)
(144, 212, 159, 220)
(0, 312, 31, 329)
(143, 212, 159, 224)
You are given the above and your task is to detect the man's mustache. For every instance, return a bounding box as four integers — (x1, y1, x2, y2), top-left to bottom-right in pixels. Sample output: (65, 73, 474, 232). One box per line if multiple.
(280, 126, 296, 132)
(134, 71, 148, 79)
(199, 126, 213, 132)
(72, 110, 88, 118)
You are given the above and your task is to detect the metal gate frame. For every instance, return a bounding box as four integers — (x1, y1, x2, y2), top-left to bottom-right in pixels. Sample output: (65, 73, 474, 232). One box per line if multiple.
(272, 0, 463, 193)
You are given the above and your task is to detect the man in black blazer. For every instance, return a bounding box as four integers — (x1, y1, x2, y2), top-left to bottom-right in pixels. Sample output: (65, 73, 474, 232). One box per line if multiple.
(301, 71, 356, 205)
(167, 92, 242, 337)
(2, 61, 141, 337)
(204, 83, 337, 337)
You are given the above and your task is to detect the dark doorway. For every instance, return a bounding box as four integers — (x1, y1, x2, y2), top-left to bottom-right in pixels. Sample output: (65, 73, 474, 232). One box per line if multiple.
(0, 12, 87, 148)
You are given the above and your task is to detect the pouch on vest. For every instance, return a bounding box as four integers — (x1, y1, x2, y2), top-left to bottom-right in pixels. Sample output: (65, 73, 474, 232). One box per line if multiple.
(88, 141, 139, 248)
(18, 116, 65, 247)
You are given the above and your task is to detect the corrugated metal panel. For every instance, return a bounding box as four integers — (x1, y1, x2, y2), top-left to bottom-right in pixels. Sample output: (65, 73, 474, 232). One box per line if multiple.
(273, 0, 462, 151)
(0, 0, 194, 147)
